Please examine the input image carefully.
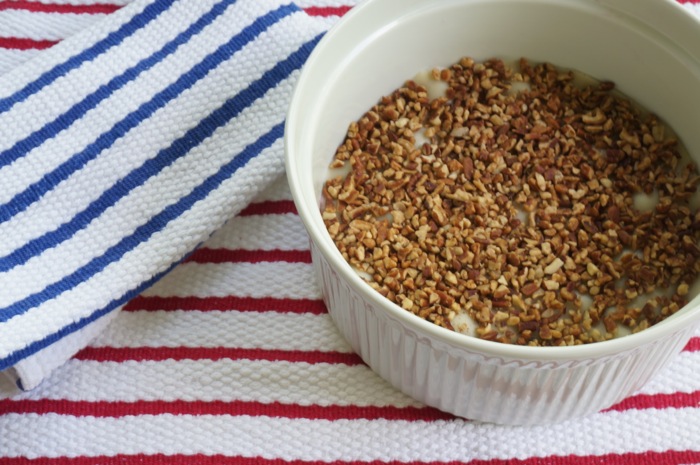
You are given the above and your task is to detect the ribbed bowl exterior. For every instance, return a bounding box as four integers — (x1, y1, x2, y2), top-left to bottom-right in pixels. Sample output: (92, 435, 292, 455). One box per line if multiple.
(312, 242, 696, 424)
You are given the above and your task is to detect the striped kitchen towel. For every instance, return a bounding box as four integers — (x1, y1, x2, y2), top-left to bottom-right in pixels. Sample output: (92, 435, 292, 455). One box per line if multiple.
(0, 0, 328, 391)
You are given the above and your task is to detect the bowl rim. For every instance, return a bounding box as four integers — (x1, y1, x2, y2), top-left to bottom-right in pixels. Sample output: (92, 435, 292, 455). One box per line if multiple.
(285, 0, 700, 362)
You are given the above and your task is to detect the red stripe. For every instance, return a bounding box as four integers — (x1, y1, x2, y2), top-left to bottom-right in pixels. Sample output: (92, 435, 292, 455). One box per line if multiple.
(4, 390, 700, 421)
(606, 390, 700, 412)
(239, 199, 297, 216)
(123, 295, 327, 314)
(3, 390, 697, 423)
(0, 398, 452, 421)
(74, 346, 361, 365)
(0, 37, 56, 50)
(186, 248, 311, 264)
(303, 5, 352, 17)
(685, 337, 700, 352)
(0, 1, 121, 14)
(4, 451, 700, 465)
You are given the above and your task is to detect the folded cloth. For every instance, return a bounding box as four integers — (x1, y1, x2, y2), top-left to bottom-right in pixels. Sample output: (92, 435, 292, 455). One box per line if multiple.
(0, 0, 327, 390)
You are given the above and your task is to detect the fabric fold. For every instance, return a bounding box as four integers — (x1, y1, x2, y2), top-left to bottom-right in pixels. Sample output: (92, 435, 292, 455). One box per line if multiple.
(0, 0, 328, 390)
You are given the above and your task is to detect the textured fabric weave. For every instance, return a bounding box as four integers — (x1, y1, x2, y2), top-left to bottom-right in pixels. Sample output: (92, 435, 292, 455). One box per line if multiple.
(1, 1, 700, 464)
(0, 0, 326, 390)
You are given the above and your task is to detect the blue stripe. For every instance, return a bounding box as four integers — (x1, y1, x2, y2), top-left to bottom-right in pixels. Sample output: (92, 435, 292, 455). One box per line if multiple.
(0, 257, 183, 374)
(0, 0, 239, 172)
(0, 33, 322, 327)
(0, 122, 282, 372)
(0, 2, 297, 224)
(0, 3, 297, 271)
(0, 0, 176, 114)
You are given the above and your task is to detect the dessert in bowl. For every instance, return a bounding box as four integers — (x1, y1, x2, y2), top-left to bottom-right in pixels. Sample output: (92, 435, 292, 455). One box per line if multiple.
(285, 0, 700, 424)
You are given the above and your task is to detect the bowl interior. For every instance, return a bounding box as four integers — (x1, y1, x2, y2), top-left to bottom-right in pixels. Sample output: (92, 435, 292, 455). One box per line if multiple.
(286, 0, 700, 357)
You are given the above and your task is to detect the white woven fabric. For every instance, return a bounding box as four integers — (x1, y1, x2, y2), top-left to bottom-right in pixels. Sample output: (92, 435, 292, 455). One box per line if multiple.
(0, 0, 327, 390)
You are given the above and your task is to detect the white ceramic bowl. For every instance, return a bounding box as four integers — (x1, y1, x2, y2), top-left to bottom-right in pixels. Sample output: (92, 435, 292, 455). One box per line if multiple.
(285, 0, 700, 425)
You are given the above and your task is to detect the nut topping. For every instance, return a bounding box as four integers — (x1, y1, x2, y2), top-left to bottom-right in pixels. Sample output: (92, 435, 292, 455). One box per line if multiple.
(322, 57, 700, 346)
